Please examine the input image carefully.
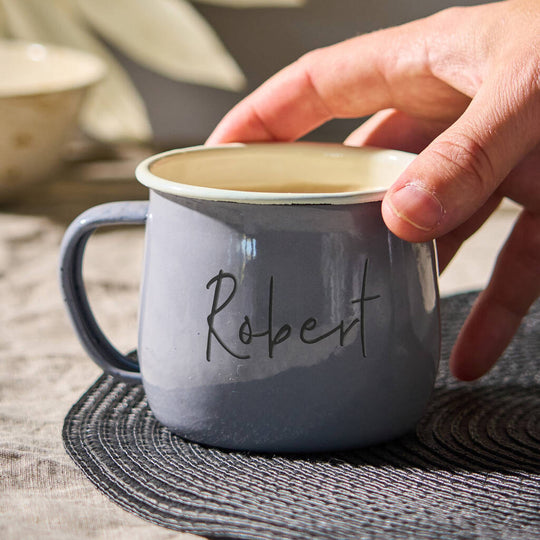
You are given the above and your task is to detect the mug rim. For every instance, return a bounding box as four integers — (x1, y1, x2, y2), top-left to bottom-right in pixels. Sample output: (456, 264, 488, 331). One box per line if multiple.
(135, 142, 416, 205)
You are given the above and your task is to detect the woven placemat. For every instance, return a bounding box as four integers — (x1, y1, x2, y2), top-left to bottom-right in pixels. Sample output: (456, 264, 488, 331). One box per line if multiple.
(63, 292, 540, 539)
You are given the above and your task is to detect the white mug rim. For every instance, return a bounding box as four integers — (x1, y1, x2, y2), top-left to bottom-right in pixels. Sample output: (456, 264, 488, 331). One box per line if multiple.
(135, 142, 416, 205)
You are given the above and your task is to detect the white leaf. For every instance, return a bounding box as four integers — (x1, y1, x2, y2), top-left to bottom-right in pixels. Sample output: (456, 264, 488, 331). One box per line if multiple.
(193, 0, 306, 7)
(1, 0, 152, 142)
(76, 0, 246, 91)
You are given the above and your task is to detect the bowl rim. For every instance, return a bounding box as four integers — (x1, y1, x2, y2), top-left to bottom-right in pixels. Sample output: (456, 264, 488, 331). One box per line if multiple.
(0, 40, 106, 97)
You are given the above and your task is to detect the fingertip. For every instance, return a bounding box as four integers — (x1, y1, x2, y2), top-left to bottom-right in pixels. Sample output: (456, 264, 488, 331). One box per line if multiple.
(449, 347, 487, 382)
(205, 119, 235, 146)
(206, 98, 280, 146)
(448, 299, 507, 382)
(449, 318, 489, 382)
(381, 185, 445, 242)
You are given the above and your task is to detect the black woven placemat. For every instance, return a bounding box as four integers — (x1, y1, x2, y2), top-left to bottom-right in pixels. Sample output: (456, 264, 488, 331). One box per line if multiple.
(63, 292, 540, 539)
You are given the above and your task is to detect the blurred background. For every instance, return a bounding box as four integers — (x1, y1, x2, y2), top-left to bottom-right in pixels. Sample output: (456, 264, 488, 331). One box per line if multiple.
(0, 0, 517, 298)
(1, 0, 495, 146)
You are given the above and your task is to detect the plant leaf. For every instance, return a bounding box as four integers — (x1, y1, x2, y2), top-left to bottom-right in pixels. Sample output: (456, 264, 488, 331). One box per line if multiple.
(1, 0, 153, 142)
(193, 0, 306, 7)
(0, 2, 7, 36)
(76, 0, 246, 91)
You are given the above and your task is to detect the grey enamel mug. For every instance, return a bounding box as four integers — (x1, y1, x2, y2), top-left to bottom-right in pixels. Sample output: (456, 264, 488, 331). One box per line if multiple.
(60, 143, 440, 453)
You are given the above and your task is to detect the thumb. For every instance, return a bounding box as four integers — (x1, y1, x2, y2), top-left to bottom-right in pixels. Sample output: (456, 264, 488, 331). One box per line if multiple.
(381, 70, 540, 242)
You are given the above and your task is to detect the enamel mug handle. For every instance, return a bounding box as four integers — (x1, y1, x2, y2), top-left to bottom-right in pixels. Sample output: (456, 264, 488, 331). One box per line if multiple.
(59, 201, 148, 383)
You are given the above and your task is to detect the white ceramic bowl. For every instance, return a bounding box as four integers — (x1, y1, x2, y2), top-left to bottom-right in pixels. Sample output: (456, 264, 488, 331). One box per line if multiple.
(0, 41, 105, 199)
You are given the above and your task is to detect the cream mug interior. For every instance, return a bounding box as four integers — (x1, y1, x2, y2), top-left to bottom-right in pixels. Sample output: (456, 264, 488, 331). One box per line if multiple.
(138, 142, 415, 202)
(60, 143, 440, 453)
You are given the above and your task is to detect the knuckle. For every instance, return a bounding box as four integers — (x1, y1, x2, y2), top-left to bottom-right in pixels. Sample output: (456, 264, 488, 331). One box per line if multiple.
(517, 56, 540, 114)
(430, 132, 497, 193)
(500, 49, 540, 106)
(295, 49, 335, 118)
(433, 5, 469, 23)
(296, 48, 325, 73)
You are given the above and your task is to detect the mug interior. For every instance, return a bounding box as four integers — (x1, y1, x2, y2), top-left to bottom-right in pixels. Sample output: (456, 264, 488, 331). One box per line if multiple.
(137, 143, 415, 205)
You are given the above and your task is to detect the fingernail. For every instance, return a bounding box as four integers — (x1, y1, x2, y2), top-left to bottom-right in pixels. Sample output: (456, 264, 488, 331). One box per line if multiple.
(386, 184, 445, 232)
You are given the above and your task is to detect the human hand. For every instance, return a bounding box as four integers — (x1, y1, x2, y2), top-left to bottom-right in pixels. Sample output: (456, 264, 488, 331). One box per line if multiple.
(207, 0, 540, 380)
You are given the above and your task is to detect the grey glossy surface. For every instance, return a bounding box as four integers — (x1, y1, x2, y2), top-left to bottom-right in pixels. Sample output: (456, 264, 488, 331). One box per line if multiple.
(60, 170, 440, 452)
(59, 201, 147, 383)
(137, 191, 439, 451)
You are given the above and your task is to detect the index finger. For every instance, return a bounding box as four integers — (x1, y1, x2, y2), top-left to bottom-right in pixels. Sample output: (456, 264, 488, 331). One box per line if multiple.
(206, 17, 468, 144)
(206, 38, 387, 143)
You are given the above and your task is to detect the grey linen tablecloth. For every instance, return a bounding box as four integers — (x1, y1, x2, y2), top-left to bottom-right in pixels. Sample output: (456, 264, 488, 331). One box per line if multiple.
(0, 146, 199, 539)
(0, 146, 523, 539)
